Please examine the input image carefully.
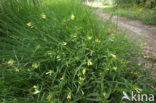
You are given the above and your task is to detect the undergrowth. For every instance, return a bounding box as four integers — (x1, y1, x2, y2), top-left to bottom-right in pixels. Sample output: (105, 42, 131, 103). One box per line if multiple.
(0, 0, 155, 103)
(103, 6, 156, 25)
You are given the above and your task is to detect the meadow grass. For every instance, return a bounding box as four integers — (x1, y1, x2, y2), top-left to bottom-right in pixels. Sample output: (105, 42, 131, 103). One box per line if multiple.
(0, 0, 155, 103)
(103, 6, 156, 25)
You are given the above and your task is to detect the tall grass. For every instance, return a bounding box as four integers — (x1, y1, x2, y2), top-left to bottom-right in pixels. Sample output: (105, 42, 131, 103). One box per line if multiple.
(0, 0, 154, 102)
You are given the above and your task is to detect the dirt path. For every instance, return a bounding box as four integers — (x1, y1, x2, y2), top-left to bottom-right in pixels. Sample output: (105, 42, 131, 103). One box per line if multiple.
(93, 9, 156, 60)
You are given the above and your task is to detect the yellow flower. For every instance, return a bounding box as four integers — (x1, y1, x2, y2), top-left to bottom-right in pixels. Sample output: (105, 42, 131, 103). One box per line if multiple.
(27, 68, 31, 71)
(88, 36, 92, 40)
(63, 42, 67, 46)
(113, 67, 117, 71)
(134, 72, 138, 75)
(32, 63, 39, 69)
(140, 42, 147, 47)
(110, 54, 116, 59)
(33, 89, 40, 94)
(143, 42, 147, 45)
(87, 60, 93, 66)
(27, 22, 32, 27)
(79, 77, 85, 84)
(56, 55, 61, 61)
(103, 92, 106, 97)
(90, 50, 94, 57)
(60, 76, 64, 80)
(46, 70, 54, 76)
(95, 39, 101, 43)
(134, 87, 142, 93)
(138, 63, 141, 66)
(67, 92, 71, 100)
(15, 68, 19, 72)
(47, 52, 52, 56)
(33, 85, 40, 94)
(106, 68, 110, 71)
(41, 13, 46, 19)
(79, 77, 85, 81)
(71, 14, 75, 20)
(33, 85, 38, 89)
(46, 95, 51, 101)
(82, 69, 86, 75)
(8, 59, 15, 66)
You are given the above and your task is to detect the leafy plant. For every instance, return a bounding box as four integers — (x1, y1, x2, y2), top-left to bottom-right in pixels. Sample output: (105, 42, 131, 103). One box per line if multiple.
(0, 0, 154, 103)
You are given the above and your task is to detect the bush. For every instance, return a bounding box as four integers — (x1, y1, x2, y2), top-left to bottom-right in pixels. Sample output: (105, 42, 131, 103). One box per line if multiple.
(0, 0, 150, 102)
(113, 0, 156, 8)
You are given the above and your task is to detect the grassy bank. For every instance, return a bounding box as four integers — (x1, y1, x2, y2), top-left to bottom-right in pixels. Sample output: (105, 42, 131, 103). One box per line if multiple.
(103, 6, 156, 25)
(0, 0, 155, 102)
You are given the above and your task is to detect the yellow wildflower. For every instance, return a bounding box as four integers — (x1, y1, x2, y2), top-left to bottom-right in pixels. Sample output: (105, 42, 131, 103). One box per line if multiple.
(63, 42, 67, 46)
(79, 77, 85, 81)
(82, 69, 86, 75)
(79, 77, 85, 84)
(106, 68, 110, 71)
(8, 59, 15, 66)
(46, 95, 51, 101)
(71, 14, 75, 20)
(103, 92, 106, 97)
(46, 70, 54, 76)
(15, 68, 19, 72)
(60, 76, 64, 80)
(143, 42, 147, 45)
(138, 63, 141, 66)
(95, 39, 101, 43)
(113, 67, 117, 71)
(32, 63, 39, 69)
(134, 87, 142, 93)
(134, 72, 138, 75)
(88, 36, 92, 40)
(56, 55, 61, 61)
(140, 42, 147, 47)
(41, 13, 46, 19)
(27, 22, 32, 27)
(33, 89, 40, 94)
(33, 85, 38, 89)
(87, 60, 93, 66)
(47, 52, 52, 56)
(110, 54, 116, 59)
(67, 92, 71, 100)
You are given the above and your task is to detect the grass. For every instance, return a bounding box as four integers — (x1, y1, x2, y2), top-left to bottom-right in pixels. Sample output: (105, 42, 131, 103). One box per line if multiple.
(103, 6, 156, 25)
(0, 0, 155, 103)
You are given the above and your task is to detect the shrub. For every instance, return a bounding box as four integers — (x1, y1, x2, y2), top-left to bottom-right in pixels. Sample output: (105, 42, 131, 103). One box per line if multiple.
(0, 0, 149, 102)
(113, 0, 156, 8)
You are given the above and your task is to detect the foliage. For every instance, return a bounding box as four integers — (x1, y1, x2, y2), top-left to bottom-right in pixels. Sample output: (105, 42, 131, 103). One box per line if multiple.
(0, 0, 155, 102)
(113, 0, 156, 8)
(103, 6, 156, 25)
